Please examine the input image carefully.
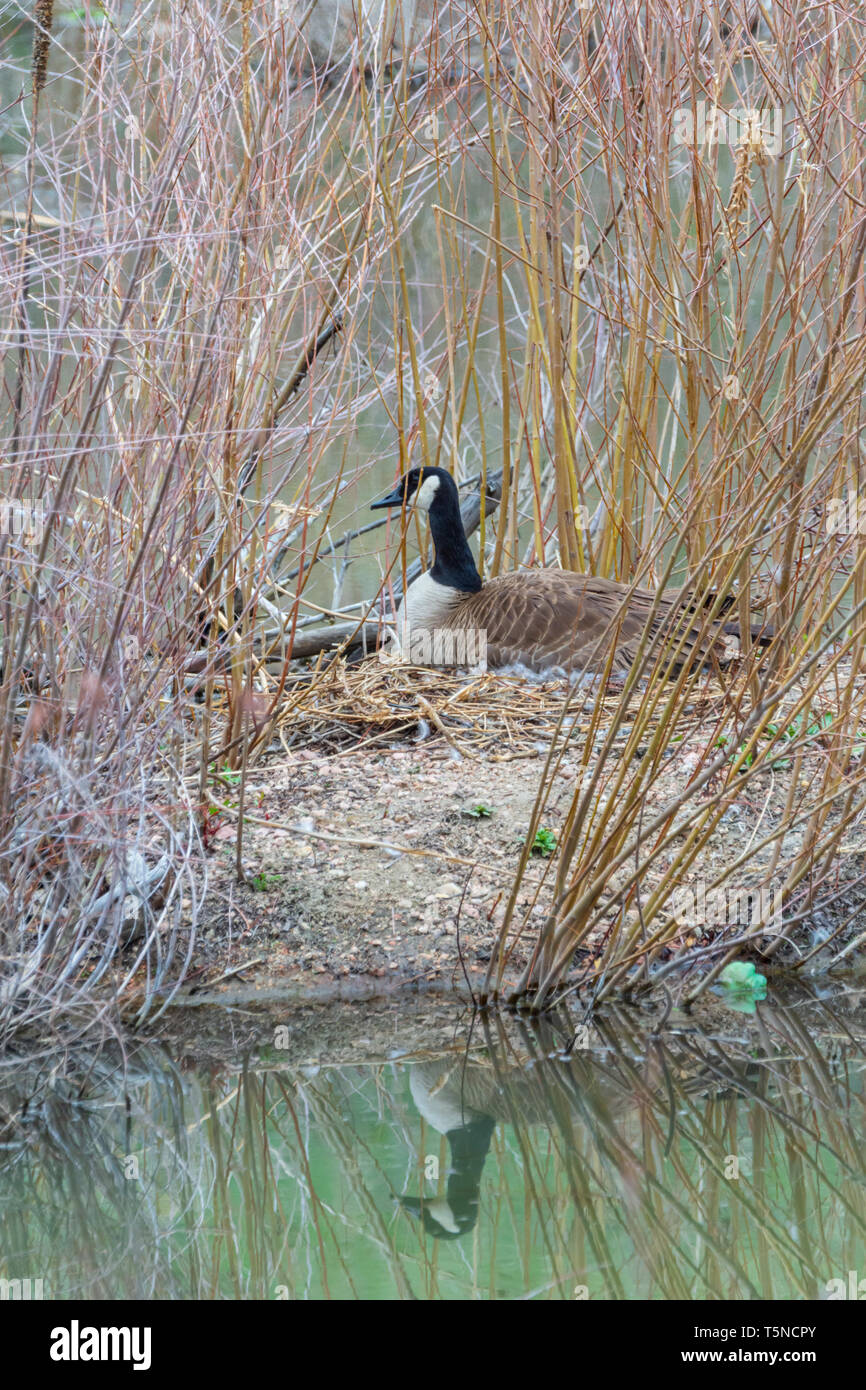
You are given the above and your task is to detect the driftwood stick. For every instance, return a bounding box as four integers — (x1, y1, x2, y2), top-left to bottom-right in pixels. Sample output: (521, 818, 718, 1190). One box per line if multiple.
(283, 620, 380, 661)
(181, 618, 380, 674)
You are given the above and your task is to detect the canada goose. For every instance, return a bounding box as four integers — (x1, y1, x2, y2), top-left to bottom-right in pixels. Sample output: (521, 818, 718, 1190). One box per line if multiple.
(399, 1064, 495, 1240)
(372, 467, 764, 676)
(398, 1052, 624, 1239)
(398, 1049, 764, 1241)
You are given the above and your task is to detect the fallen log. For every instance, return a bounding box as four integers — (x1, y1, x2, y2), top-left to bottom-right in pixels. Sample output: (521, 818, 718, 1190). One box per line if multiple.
(286, 619, 381, 661)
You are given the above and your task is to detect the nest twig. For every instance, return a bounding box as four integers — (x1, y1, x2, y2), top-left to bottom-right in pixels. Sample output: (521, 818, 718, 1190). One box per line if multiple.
(275, 658, 726, 758)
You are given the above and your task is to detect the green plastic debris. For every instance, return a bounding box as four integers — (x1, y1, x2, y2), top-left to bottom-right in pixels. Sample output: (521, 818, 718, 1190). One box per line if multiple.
(718, 960, 767, 1013)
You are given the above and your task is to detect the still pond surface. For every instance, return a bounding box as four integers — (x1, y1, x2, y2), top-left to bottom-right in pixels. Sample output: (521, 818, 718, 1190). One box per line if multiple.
(1, 988, 865, 1299)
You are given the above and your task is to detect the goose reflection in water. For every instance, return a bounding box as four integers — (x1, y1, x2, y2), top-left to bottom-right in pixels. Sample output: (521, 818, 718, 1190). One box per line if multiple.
(397, 1041, 766, 1242)
(399, 1062, 498, 1239)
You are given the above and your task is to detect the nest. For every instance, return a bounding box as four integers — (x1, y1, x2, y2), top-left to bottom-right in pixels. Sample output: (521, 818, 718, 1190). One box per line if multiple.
(275, 656, 725, 758)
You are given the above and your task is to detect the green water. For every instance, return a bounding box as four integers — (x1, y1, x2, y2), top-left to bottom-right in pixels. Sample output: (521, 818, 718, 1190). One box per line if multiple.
(1, 991, 864, 1300)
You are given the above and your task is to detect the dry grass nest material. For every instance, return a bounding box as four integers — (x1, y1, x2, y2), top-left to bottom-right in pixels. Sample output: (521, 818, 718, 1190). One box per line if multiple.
(276, 657, 729, 758)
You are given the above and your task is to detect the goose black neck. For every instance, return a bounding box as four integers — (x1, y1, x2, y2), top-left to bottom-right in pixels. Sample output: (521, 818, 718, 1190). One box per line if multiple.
(427, 479, 482, 593)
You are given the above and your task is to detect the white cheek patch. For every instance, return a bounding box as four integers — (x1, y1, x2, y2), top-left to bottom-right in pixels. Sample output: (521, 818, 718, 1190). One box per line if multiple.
(415, 474, 441, 511)
(426, 1199, 460, 1235)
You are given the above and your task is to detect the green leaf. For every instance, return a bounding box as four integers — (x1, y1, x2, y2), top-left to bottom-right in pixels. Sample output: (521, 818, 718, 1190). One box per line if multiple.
(530, 827, 557, 856)
(251, 872, 281, 892)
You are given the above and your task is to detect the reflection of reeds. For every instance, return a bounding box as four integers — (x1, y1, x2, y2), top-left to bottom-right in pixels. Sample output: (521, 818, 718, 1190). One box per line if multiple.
(0, 994, 864, 1298)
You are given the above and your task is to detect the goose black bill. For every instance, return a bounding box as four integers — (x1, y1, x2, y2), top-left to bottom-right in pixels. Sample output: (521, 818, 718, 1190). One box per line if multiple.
(370, 484, 407, 510)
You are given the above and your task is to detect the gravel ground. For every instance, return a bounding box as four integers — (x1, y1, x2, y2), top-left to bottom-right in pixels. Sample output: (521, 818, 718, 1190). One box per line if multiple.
(196, 738, 569, 994)
(186, 700, 866, 1003)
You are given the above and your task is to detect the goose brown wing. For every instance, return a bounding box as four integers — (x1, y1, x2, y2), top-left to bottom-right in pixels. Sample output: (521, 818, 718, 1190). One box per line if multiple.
(448, 572, 727, 674)
(445, 572, 627, 672)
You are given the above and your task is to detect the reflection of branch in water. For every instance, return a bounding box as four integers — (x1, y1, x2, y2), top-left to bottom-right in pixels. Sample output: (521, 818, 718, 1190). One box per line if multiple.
(394, 995, 866, 1301)
(1, 989, 864, 1299)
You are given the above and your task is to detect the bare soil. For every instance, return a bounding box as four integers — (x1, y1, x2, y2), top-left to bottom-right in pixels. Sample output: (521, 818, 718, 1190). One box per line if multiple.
(196, 738, 565, 995)
(185, 679, 866, 1005)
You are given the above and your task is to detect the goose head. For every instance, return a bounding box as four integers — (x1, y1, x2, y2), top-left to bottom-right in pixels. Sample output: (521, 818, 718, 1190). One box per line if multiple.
(398, 1113, 497, 1241)
(370, 466, 456, 517)
(371, 468, 482, 597)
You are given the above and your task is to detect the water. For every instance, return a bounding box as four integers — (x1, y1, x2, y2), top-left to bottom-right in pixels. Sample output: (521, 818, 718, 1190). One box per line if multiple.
(1, 989, 864, 1299)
